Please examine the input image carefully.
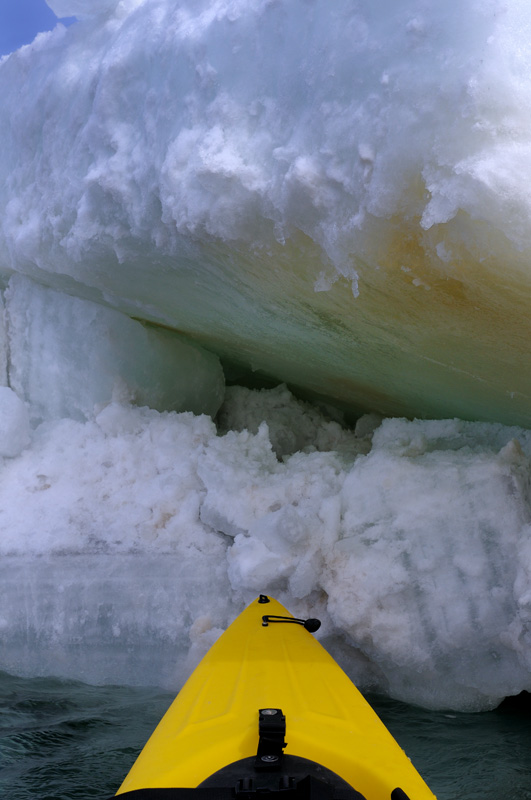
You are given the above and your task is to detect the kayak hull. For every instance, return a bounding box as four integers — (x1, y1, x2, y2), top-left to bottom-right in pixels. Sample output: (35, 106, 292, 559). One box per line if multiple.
(116, 596, 436, 800)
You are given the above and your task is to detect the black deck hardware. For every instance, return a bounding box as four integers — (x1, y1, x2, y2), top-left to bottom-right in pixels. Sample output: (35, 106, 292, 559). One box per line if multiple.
(258, 595, 270, 604)
(255, 709, 287, 771)
(391, 789, 411, 800)
(109, 773, 368, 799)
(234, 774, 364, 800)
(262, 615, 321, 633)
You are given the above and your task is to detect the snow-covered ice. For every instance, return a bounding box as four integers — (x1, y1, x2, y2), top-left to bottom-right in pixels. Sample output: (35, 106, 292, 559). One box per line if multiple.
(0, 0, 530, 711)
(0, 0, 530, 423)
(0, 386, 530, 710)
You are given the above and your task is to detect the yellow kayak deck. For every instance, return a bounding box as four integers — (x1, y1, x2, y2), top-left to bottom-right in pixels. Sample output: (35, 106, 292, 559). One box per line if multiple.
(117, 596, 436, 800)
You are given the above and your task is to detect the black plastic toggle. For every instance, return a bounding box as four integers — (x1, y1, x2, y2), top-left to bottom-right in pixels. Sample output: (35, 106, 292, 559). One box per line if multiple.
(262, 615, 321, 633)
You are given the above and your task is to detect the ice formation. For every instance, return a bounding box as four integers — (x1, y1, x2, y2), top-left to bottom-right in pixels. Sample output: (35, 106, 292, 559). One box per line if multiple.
(0, 0, 530, 422)
(5, 275, 224, 423)
(0, 382, 531, 709)
(0, 0, 530, 711)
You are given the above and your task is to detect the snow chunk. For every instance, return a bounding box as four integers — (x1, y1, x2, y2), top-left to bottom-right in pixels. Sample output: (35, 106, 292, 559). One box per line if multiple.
(217, 384, 365, 458)
(0, 387, 30, 457)
(5, 275, 224, 423)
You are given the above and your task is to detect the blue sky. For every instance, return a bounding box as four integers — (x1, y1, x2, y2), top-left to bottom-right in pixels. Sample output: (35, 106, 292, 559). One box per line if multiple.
(0, 0, 76, 56)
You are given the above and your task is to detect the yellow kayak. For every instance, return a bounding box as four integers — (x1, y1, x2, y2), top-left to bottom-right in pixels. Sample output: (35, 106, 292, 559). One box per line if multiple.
(115, 596, 436, 800)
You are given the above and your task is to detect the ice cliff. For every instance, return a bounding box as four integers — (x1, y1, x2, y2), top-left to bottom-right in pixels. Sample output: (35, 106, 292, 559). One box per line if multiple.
(0, 0, 530, 710)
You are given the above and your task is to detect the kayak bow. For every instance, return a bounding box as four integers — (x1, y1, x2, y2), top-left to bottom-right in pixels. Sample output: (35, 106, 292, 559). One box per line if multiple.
(114, 596, 436, 800)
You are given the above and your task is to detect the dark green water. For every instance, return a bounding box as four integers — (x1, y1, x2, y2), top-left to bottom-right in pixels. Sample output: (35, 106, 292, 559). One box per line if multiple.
(0, 671, 529, 800)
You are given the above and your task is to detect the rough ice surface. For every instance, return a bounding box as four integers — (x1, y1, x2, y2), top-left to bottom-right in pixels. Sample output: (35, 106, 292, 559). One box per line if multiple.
(0, 0, 529, 422)
(0, 1, 530, 711)
(0, 391, 530, 710)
